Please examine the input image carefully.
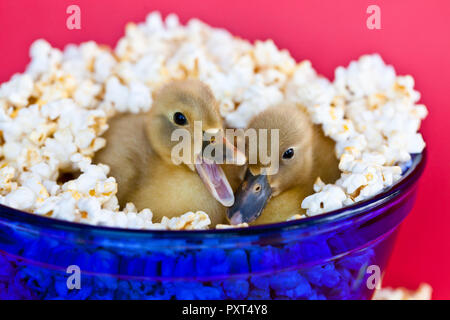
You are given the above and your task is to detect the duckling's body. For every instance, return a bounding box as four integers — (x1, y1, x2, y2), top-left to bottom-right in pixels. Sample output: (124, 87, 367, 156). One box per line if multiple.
(228, 102, 341, 225)
(252, 185, 312, 225)
(94, 80, 243, 226)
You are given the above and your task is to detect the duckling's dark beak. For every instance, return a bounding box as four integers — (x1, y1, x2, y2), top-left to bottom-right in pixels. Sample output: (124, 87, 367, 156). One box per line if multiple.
(227, 171, 272, 224)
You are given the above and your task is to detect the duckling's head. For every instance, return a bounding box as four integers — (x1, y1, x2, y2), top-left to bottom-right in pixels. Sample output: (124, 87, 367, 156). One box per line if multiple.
(227, 103, 316, 224)
(145, 79, 245, 207)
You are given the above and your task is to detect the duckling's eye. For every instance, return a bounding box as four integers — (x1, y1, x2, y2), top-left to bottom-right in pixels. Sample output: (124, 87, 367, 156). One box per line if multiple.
(253, 183, 262, 193)
(173, 112, 188, 126)
(282, 148, 294, 159)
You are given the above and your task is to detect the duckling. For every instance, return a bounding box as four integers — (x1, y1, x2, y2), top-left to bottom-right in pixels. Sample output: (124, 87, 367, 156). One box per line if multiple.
(94, 79, 245, 226)
(227, 102, 341, 225)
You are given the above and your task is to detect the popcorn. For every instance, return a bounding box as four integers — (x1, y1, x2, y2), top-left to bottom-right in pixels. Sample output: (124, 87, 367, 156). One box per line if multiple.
(19, 172, 50, 200)
(0, 74, 34, 108)
(302, 183, 347, 216)
(40, 192, 76, 221)
(0, 165, 17, 195)
(2, 142, 22, 161)
(93, 51, 116, 83)
(3, 186, 36, 211)
(253, 40, 296, 73)
(216, 223, 249, 229)
(159, 211, 211, 230)
(225, 83, 283, 128)
(334, 54, 396, 99)
(73, 80, 101, 108)
(128, 81, 152, 113)
(293, 54, 426, 215)
(26, 39, 62, 80)
(373, 283, 432, 300)
(286, 214, 304, 221)
(104, 77, 151, 113)
(0, 12, 427, 229)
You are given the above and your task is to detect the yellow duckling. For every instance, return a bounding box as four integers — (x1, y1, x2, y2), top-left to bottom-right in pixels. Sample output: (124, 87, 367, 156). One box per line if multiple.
(94, 79, 245, 226)
(227, 102, 341, 225)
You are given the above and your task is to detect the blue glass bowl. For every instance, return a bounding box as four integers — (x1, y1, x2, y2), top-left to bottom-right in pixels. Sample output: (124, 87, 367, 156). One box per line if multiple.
(0, 152, 426, 300)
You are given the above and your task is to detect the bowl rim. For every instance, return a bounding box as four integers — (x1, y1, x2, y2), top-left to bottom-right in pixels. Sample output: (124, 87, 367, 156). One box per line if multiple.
(0, 149, 426, 238)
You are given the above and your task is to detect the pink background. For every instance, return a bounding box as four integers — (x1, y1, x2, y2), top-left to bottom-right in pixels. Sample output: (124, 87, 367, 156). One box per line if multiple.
(1, 0, 449, 299)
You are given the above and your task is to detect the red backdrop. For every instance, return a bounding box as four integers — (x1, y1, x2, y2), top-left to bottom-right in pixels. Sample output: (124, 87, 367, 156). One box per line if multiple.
(1, 0, 449, 299)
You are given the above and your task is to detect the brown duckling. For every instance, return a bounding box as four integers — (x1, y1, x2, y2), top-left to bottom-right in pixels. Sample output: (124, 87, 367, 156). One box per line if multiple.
(227, 102, 341, 225)
(94, 79, 245, 226)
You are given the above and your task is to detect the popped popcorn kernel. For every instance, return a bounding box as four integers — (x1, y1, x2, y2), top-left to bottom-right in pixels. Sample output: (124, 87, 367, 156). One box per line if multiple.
(373, 283, 432, 300)
(216, 222, 249, 229)
(160, 211, 211, 230)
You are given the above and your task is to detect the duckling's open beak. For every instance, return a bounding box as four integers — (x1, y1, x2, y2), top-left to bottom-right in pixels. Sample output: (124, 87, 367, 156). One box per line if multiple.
(226, 170, 272, 224)
(195, 155, 235, 207)
(194, 130, 246, 207)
